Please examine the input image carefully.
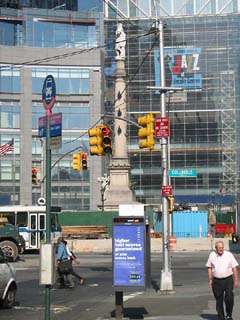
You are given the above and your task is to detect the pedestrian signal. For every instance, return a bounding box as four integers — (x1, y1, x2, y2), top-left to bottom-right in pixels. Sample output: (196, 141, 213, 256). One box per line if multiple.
(81, 152, 88, 170)
(32, 167, 38, 185)
(168, 196, 174, 213)
(138, 113, 155, 150)
(72, 153, 81, 171)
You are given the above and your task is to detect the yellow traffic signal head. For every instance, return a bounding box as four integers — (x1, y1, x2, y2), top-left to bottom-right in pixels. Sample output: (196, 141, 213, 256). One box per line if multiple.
(138, 113, 155, 150)
(72, 153, 81, 170)
(88, 126, 104, 156)
(32, 167, 38, 185)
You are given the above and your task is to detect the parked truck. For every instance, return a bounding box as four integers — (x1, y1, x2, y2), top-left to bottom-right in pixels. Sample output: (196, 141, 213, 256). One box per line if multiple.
(0, 217, 25, 261)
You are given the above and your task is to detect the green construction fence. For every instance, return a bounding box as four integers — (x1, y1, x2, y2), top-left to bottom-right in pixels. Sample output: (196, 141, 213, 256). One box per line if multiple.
(58, 209, 155, 236)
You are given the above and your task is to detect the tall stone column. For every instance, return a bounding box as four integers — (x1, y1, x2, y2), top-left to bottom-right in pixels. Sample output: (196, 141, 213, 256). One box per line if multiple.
(103, 23, 137, 211)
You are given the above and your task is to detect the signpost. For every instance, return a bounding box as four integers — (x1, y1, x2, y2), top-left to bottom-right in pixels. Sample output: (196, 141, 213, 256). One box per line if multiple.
(42, 75, 56, 320)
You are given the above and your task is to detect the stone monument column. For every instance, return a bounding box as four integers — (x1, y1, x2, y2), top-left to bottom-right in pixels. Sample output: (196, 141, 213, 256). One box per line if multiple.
(103, 23, 137, 211)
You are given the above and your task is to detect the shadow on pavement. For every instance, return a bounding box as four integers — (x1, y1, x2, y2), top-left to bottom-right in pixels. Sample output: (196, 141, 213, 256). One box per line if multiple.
(151, 279, 160, 291)
(200, 313, 219, 320)
(111, 307, 148, 319)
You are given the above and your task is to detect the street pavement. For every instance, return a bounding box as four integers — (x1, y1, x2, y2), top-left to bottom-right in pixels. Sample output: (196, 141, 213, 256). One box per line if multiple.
(7, 239, 240, 320)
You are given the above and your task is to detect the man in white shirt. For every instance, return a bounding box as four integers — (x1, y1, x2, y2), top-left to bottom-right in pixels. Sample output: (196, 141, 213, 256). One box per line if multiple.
(206, 241, 238, 320)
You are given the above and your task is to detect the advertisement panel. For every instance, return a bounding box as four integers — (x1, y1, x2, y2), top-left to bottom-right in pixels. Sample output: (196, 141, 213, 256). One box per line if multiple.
(113, 218, 145, 288)
(154, 47, 202, 91)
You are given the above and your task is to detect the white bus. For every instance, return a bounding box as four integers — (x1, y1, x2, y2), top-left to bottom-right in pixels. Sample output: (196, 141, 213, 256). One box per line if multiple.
(0, 205, 62, 250)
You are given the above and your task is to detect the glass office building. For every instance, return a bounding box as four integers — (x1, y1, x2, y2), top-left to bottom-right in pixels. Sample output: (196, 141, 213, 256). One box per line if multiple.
(104, 1, 240, 207)
(0, 6, 104, 209)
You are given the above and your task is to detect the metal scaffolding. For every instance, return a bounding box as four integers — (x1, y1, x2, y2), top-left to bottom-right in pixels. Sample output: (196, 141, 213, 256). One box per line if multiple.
(220, 71, 238, 196)
(104, 0, 240, 19)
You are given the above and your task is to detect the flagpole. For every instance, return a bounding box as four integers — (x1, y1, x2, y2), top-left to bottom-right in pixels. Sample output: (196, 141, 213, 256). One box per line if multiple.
(13, 149, 16, 205)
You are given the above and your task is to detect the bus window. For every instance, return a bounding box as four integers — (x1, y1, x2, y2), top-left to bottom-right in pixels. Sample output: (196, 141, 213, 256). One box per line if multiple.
(16, 212, 28, 227)
(0, 213, 15, 225)
(51, 213, 61, 232)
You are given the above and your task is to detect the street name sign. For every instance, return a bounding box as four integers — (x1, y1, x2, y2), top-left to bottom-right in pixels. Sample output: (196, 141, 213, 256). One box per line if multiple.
(169, 168, 197, 177)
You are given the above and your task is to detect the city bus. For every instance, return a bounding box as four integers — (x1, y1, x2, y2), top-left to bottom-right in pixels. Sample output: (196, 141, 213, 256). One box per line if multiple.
(0, 205, 62, 250)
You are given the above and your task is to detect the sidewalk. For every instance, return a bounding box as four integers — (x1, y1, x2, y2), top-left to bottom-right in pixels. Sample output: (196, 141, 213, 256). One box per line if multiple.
(68, 237, 240, 254)
(115, 287, 240, 320)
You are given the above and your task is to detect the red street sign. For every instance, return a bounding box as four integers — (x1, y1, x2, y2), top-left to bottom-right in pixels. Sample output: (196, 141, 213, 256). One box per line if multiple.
(162, 185, 173, 196)
(155, 117, 170, 138)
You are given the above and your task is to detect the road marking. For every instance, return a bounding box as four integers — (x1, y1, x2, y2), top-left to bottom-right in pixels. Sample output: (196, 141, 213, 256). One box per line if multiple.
(123, 291, 143, 302)
(89, 283, 99, 287)
(14, 304, 71, 314)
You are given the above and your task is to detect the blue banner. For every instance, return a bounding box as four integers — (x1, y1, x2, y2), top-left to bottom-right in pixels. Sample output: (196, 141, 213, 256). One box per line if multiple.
(113, 224, 145, 287)
(154, 47, 202, 91)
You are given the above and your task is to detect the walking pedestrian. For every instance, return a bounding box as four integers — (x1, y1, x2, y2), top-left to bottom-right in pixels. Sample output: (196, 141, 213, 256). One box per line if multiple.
(56, 237, 74, 288)
(206, 240, 238, 320)
(64, 240, 85, 285)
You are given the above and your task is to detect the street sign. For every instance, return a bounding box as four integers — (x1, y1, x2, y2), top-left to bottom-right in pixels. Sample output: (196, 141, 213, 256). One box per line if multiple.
(162, 185, 173, 196)
(169, 168, 197, 177)
(42, 75, 56, 115)
(50, 136, 62, 150)
(155, 117, 169, 138)
(38, 112, 62, 138)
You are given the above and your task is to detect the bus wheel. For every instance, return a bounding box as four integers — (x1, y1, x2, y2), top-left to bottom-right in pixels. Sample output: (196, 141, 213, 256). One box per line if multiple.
(0, 241, 18, 261)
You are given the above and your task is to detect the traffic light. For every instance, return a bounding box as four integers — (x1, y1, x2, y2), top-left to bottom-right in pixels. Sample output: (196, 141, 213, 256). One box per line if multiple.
(138, 113, 155, 150)
(72, 152, 81, 170)
(32, 167, 38, 185)
(88, 126, 104, 156)
(81, 152, 88, 170)
(101, 125, 112, 155)
(168, 196, 174, 213)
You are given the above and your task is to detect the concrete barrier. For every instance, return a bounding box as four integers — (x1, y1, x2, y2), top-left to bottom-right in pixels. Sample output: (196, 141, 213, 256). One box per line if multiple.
(66, 237, 240, 254)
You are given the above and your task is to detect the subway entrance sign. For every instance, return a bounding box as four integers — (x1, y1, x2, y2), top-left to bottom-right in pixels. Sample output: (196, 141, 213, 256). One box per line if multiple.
(113, 217, 145, 289)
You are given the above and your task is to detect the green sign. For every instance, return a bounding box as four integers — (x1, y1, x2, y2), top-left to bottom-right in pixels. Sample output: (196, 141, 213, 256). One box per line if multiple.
(169, 169, 197, 177)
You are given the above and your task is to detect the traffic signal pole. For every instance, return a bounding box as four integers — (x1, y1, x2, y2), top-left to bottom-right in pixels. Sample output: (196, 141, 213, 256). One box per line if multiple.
(146, 22, 183, 291)
(158, 20, 173, 292)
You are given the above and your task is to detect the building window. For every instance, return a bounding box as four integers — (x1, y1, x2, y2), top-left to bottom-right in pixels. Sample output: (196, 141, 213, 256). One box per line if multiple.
(0, 20, 22, 46)
(32, 68, 90, 94)
(32, 104, 89, 130)
(0, 67, 20, 93)
(26, 20, 97, 48)
(0, 105, 20, 129)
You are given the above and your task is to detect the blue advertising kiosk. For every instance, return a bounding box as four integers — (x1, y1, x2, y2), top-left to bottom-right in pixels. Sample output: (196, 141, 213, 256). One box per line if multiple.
(113, 217, 146, 319)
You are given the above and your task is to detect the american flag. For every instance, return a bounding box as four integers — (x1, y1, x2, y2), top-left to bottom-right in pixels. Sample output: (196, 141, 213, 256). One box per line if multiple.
(0, 139, 14, 156)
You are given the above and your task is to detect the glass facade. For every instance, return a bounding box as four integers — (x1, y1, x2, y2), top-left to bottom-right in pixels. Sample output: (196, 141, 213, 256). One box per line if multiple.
(0, 7, 100, 49)
(0, 8, 103, 209)
(32, 68, 90, 95)
(105, 15, 240, 204)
